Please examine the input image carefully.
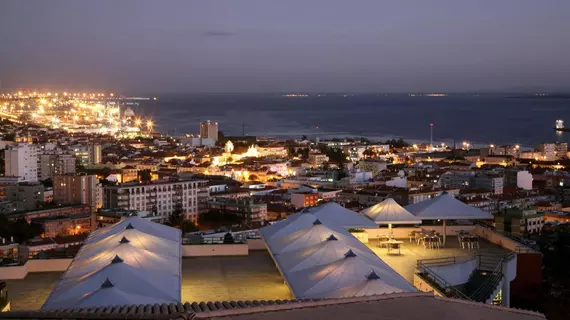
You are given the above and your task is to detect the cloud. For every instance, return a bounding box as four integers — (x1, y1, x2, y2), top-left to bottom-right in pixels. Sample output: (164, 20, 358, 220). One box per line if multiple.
(204, 31, 236, 37)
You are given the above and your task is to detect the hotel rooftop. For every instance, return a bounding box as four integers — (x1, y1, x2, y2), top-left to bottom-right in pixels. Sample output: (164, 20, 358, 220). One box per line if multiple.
(0, 196, 543, 318)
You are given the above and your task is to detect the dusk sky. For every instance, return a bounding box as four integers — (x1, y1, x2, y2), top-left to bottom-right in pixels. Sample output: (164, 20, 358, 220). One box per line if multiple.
(1, 0, 569, 93)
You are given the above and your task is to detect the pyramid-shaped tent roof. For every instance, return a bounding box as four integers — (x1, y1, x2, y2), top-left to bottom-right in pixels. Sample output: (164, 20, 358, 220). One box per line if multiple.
(287, 202, 377, 229)
(286, 250, 416, 299)
(268, 219, 366, 254)
(42, 216, 181, 310)
(362, 198, 421, 225)
(405, 192, 493, 220)
(276, 235, 384, 273)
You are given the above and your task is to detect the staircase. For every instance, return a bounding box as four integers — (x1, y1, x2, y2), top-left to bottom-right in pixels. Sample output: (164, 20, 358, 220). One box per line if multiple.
(418, 252, 512, 305)
(460, 269, 503, 303)
(478, 253, 503, 271)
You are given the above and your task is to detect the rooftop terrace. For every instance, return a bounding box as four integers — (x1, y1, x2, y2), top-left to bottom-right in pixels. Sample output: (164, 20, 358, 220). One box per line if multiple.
(366, 236, 510, 283)
(5, 252, 292, 311)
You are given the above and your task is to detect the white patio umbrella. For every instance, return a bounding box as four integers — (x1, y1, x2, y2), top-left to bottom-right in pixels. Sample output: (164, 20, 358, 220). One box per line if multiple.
(361, 198, 421, 240)
(405, 192, 493, 246)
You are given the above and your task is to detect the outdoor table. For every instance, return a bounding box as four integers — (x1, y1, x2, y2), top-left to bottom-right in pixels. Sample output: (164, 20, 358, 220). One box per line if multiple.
(380, 240, 403, 255)
(423, 236, 441, 249)
(460, 236, 479, 249)
(376, 235, 390, 247)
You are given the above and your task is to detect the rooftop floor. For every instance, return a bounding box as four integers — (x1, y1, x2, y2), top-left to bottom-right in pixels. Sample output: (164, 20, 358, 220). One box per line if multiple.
(181, 251, 292, 302)
(5, 252, 292, 311)
(367, 236, 510, 283)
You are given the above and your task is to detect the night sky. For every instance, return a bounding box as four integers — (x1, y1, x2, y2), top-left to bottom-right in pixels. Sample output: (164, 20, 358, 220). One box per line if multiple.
(1, 0, 569, 93)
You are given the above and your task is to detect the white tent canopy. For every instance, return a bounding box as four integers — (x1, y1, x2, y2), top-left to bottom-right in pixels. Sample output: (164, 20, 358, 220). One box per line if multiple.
(286, 250, 417, 299)
(260, 213, 348, 241)
(362, 198, 421, 240)
(86, 216, 180, 243)
(259, 211, 417, 299)
(276, 235, 383, 273)
(362, 198, 422, 225)
(286, 202, 377, 229)
(266, 216, 360, 254)
(405, 192, 493, 220)
(405, 192, 493, 245)
(42, 216, 181, 310)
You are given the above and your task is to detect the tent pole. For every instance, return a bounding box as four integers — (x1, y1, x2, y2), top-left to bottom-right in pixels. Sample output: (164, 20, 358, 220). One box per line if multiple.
(442, 220, 446, 247)
(388, 223, 393, 240)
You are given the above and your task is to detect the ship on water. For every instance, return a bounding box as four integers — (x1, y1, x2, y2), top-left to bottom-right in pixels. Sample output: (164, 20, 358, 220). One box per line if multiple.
(554, 120, 570, 132)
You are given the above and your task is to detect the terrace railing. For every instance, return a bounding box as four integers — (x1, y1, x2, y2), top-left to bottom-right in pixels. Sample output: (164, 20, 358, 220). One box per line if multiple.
(417, 251, 515, 303)
(182, 234, 247, 245)
(468, 257, 505, 303)
(474, 221, 539, 252)
(416, 260, 472, 301)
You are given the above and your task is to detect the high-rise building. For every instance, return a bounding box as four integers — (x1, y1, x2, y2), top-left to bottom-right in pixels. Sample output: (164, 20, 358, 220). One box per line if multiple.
(53, 175, 102, 212)
(89, 143, 102, 165)
(200, 120, 219, 141)
(103, 179, 208, 222)
(4, 143, 38, 182)
(71, 143, 102, 167)
(538, 142, 568, 161)
(39, 153, 76, 180)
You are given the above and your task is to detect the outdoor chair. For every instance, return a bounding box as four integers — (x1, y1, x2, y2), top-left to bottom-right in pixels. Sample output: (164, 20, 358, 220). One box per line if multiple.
(388, 242, 401, 255)
(408, 231, 416, 242)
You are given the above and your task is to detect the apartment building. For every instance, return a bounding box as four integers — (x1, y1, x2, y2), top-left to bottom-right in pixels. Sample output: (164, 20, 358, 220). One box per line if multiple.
(103, 179, 208, 222)
(4, 143, 38, 182)
(39, 153, 76, 180)
(53, 175, 102, 212)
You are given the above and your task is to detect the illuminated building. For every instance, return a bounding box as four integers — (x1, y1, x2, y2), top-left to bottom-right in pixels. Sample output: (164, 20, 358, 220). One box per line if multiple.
(4, 143, 38, 183)
(200, 120, 219, 141)
(39, 154, 76, 180)
(291, 192, 319, 208)
(103, 179, 208, 222)
(71, 143, 101, 167)
(54, 175, 103, 212)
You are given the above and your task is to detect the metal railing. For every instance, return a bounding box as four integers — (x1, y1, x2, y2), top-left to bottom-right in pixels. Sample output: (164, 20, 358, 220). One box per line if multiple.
(182, 234, 247, 245)
(416, 260, 472, 301)
(468, 258, 504, 302)
(417, 250, 513, 303)
(474, 221, 539, 252)
(417, 253, 476, 268)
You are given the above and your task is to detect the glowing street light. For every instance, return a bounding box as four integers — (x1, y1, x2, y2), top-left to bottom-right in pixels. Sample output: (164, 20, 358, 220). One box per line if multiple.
(146, 120, 154, 131)
(135, 119, 142, 127)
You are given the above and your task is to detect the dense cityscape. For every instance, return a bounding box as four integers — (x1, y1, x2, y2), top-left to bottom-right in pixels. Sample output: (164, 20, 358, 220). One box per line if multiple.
(0, 88, 568, 318)
(1, 1, 569, 319)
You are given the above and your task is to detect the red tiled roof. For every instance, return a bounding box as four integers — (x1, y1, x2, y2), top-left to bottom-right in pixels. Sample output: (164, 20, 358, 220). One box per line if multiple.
(0, 292, 545, 320)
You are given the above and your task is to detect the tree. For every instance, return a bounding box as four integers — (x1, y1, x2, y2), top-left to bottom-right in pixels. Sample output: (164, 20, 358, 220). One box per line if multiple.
(362, 149, 375, 159)
(0, 217, 43, 243)
(198, 210, 243, 229)
(216, 131, 226, 146)
(335, 169, 348, 180)
(223, 232, 235, 244)
(287, 146, 296, 157)
(248, 174, 259, 181)
(138, 169, 152, 183)
(181, 220, 198, 233)
(384, 138, 409, 149)
(326, 148, 347, 164)
(168, 203, 184, 227)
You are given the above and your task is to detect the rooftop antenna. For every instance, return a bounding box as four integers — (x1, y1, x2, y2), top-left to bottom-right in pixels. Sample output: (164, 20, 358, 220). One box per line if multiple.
(242, 121, 246, 136)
